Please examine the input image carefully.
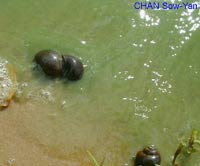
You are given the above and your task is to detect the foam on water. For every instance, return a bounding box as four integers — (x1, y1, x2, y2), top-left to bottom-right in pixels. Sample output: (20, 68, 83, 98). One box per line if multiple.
(0, 58, 16, 107)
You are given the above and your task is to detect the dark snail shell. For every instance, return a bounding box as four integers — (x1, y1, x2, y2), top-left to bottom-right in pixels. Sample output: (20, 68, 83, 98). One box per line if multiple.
(134, 145, 161, 166)
(62, 55, 84, 81)
(34, 50, 63, 77)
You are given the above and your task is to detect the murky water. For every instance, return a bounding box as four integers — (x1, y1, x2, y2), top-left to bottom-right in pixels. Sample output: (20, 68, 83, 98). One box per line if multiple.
(0, 0, 200, 165)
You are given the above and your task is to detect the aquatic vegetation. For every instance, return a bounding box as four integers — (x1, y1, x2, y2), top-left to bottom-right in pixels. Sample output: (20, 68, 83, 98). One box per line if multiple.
(34, 50, 84, 81)
(172, 129, 200, 165)
(87, 150, 105, 166)
(0, 59, 17, 110)
(134, 145, 161, 166)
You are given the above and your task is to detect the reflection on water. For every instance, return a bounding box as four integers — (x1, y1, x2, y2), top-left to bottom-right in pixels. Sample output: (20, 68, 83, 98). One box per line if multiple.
(151, 70, 172, 94)
(0, 0, 199, 165)
(139, 10, 160, 26)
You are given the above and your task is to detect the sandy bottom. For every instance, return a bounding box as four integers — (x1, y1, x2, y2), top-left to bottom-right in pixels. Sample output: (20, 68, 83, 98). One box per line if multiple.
(0, 102, 93, 166)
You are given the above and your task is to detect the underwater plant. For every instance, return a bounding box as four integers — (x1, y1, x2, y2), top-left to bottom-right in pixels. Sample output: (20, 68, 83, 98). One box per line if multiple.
(172, 129, 200, 165)
(87, 150, 105, 166)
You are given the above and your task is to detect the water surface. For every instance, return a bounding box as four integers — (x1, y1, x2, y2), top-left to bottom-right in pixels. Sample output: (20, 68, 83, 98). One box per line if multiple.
(0, 0, 200, 165)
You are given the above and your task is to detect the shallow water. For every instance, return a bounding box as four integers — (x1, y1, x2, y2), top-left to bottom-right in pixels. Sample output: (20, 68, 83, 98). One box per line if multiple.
(0, 0, 200, 165)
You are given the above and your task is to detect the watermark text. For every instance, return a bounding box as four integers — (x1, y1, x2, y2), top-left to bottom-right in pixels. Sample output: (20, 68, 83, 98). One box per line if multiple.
(133, 2, 199, 10)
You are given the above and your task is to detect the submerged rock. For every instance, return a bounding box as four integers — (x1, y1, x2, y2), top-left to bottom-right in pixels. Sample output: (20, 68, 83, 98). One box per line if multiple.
(0, 59, 17, 110)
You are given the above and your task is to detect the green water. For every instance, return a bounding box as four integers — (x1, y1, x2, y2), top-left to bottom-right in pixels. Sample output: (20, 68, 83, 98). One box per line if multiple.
(0, 0, 200, 165)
